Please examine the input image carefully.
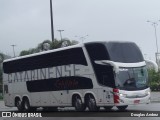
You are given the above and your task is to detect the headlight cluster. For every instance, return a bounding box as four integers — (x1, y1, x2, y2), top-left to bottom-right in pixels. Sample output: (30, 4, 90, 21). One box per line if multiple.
(119, 93, 127, 97)
(145, 90, 150, 96)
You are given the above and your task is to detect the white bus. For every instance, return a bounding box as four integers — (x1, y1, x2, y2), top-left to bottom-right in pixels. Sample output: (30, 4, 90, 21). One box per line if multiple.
(3, 41, 150, 111)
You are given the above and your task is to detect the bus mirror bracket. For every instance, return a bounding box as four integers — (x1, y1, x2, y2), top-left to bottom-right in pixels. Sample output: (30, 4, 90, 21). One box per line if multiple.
(94, 60, 119, 73)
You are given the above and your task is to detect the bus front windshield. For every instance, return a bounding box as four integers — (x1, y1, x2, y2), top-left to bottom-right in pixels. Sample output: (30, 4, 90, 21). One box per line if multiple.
(115, 66, 148, 90)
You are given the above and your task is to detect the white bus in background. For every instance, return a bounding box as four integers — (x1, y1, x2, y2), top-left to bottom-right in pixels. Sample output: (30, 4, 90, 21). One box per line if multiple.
(3, 41, 150, 112)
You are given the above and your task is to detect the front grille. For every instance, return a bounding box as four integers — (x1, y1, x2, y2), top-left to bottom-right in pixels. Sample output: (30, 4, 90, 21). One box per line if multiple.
(126, 94, 147, 98)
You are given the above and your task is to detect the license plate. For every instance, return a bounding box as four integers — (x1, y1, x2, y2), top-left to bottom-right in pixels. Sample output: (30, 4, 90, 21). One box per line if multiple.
(134, 100, 140, 104)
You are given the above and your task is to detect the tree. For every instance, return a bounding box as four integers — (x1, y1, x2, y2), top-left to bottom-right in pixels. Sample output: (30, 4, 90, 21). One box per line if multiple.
(0, 67, 2, 83)
(70, 40, 79, 45)
(19, 39, 79, 56)
(148, 69, 160, 91)
(0, 68, 2, 97)
(0, 53, 11, 95)
(19, 50, 30, 56)
(0, 53, 4, 63)
(50, 39, 78, 49)
(37, 40, 52, 51)
(0, 53, 4, 85)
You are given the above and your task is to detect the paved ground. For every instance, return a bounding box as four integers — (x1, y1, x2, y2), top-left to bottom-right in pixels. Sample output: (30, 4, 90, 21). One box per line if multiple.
(150, 92, 160, 102)
(0, 92, 159, 112)
(1, 103, 160, 120)
(2, 117, 160, 120)
(0, 93, 159, 119)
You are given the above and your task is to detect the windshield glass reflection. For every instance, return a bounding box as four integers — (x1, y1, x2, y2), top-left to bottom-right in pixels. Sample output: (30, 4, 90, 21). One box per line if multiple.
(116, 66, 148, 90)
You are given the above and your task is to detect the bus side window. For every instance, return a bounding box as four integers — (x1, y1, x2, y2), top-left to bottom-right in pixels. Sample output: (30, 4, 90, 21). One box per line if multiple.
(85, 43, 115, 87)
(103, 74, 108, 86)
(102, 72, 115, 87)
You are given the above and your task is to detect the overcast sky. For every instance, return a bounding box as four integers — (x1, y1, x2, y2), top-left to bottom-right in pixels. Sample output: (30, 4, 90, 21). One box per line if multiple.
(0, 0, 160, 60)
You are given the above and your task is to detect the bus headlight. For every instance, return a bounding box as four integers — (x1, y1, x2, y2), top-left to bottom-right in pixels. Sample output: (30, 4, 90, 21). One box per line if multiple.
(119, 93, 127, 98)
(145, 91, 150, 96)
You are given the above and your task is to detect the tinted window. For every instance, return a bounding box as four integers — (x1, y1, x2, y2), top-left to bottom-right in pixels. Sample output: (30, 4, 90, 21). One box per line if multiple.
(27, 76, 93, 92)
(3, 48, 87, 73)
(105, 42, 144, 63)
(85, 43, 115, 88)
(115, 67, 148, 90)
(85, 43, 110, 60)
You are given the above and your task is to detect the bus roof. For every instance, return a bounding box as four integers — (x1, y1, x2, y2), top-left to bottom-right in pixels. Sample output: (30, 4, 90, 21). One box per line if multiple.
(84, 40, 135, 44)
(4, 43, 83, 63)
(3, 40, 135, 63)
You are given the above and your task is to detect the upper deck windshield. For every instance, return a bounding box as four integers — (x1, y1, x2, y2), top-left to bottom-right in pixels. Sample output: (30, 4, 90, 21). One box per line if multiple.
(105, 42, 144, 63)
(115, 66, 148, 90)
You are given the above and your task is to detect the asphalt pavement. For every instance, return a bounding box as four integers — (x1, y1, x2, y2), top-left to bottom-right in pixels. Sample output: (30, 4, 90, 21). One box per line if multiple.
(0, 92, 159, 111)
(150, 92, 160, 102)
(0, 92, 159, 119)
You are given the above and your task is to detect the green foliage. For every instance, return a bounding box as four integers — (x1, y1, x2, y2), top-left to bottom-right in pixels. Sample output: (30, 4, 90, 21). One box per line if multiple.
(0, 53, 4, 63)
(148, 69, 160, 91)
(0, 53, 4, 85)
(0, 53, 11, 94)
(0, 68, 2, 83)
(19, 39, 79, 56)
(0, 67, 2, 94)
(19, 50, 30, 56)
(0, 96, 3, 100)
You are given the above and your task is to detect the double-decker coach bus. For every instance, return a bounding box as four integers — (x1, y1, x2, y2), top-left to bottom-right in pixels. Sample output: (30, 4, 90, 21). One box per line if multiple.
(3, 41, 150, 111)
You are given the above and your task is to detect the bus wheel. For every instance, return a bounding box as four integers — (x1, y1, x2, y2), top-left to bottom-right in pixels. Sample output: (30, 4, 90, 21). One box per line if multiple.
(117, 105, 128, 111)
(74, 96, 86, 111)
(104, 106, 113, 111)
(23, 98, 36, 112)
(87, 95, 99, 111)
(15, 98, 23, 111)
